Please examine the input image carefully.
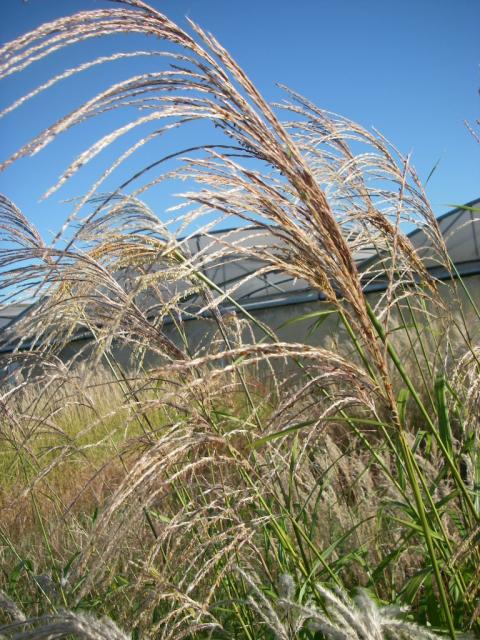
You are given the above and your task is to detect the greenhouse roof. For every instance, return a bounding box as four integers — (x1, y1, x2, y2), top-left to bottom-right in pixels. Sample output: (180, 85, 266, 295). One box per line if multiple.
(1, 198, 479, 353)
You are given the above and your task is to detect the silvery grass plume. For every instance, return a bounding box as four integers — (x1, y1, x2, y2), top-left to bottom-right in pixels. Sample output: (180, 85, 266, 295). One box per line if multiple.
(0, 589, 26, 624)
(0, 0, 451, 404)
(239, 570, 451, 640)
(1, 589, 129, 638)
(0, 607, 129, 640)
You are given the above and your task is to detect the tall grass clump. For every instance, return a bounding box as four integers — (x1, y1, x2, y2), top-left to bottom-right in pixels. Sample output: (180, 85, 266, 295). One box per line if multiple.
(0, 2, 479, 638)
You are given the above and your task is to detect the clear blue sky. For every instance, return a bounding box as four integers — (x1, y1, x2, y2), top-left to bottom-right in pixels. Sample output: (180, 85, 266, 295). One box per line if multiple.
(0, 0, 479, 243)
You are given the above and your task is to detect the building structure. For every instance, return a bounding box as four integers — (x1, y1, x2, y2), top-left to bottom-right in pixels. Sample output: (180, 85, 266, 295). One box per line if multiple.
(1, 198, 479, 363)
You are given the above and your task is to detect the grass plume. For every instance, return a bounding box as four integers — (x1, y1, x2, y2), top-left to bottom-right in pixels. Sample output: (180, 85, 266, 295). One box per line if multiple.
(0, 2, 479, 638)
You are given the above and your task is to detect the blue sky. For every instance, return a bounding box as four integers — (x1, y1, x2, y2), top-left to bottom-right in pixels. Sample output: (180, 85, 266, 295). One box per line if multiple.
(0, 0, 479, 242)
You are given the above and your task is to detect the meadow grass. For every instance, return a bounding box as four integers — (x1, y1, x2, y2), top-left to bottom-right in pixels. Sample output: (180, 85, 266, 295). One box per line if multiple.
(0, 2, 479, 637)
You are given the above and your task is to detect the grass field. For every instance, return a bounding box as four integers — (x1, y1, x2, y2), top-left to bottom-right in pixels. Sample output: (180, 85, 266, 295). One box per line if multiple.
(0, 2, 479, 638)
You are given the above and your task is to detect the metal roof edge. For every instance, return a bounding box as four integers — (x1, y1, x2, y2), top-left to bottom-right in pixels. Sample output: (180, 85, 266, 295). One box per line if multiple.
(2, 261, 478, 355)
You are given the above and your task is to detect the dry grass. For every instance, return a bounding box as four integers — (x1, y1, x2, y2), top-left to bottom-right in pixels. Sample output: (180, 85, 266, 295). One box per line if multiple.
(0, 2, 479, 638)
